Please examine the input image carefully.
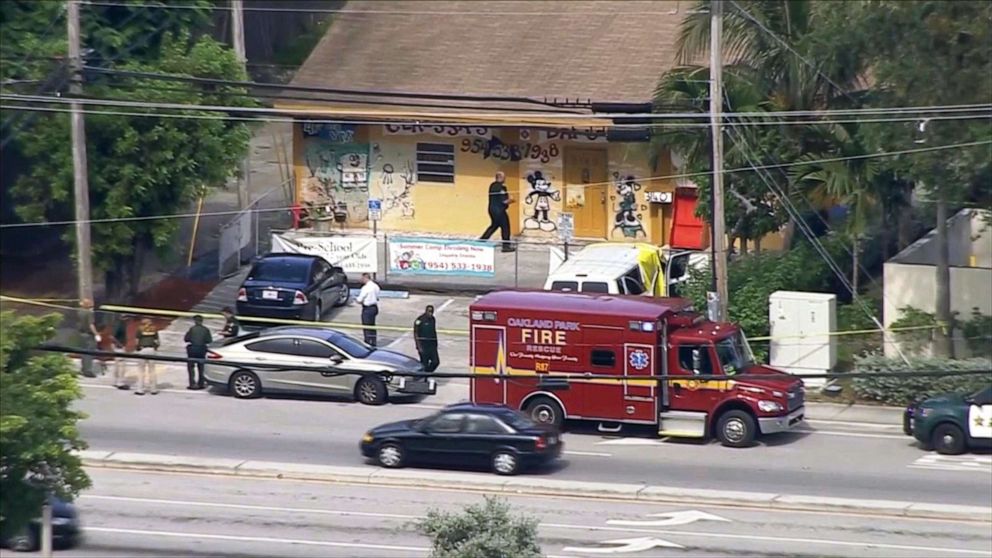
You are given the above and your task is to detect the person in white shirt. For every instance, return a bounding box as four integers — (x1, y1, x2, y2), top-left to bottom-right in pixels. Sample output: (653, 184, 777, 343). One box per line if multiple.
(355, 273, 381, 347)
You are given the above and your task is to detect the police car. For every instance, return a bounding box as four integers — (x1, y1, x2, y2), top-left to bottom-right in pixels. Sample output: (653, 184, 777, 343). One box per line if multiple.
(904, 385, 992, 454)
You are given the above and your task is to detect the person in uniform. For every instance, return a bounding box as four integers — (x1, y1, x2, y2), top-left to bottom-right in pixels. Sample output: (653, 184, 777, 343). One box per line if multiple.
(78, 299, 101, 378)
(414, 305, 439, 372)
(184, 315, 213, 390)
(219, 307, 240, 338)
(134, 318, 160, 395)
(111, 314, 134, 390)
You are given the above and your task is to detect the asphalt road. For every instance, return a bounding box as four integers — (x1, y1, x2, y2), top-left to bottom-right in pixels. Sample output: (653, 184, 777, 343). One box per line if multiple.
(74, 373, 992, 508)
(28, 468, 992, 558)
(74, 294, 992, 509)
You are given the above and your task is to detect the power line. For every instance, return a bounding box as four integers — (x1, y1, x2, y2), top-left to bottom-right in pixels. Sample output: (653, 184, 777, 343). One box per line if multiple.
(83, 1, 691, 17)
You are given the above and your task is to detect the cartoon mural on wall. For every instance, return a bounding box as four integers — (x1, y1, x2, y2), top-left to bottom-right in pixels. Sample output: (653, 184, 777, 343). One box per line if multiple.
(371, 142, 417, 220)
(300, 123, 370, 222)
(611, 173, 647, 238)
(523, 171, 561, 231)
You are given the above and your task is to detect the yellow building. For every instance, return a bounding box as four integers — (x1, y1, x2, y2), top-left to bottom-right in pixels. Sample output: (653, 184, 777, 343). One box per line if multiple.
(284, 0, 710, 249)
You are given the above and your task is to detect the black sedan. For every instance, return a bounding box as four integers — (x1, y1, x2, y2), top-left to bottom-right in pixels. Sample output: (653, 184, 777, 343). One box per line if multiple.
(236, 253, 349, 322)
(2, 497, 81, 552)
(360, 403, 563, 475)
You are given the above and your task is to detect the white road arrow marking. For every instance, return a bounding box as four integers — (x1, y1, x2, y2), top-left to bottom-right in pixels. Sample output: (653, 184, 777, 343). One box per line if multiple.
(607, 510, 731, 527)
(562, 536, 683, 554)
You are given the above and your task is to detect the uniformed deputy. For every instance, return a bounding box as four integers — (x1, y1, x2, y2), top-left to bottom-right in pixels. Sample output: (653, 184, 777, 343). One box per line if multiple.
(184, 315, 213, 390)
(219, 307, 240, 338)
(414, 305, 439, 372)
(134, 318, 161, 396)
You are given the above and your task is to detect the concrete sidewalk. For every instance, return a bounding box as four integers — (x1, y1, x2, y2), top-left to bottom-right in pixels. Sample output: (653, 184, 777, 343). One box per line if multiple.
(78, 450, 991, 522)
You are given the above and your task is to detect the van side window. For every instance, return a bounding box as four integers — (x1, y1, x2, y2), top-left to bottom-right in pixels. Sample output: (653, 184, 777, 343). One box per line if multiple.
(591, 349, 616, 367)
(551, 281, 578, 292)
(581, 282, 610, 293)
(677, 345, 713, 375)
(620, 267, 645, 295)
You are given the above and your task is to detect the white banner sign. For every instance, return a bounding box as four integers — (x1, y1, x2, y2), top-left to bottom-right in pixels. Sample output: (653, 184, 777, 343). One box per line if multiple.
(388, 237, 495, 277)
(271, 233, 378, 274)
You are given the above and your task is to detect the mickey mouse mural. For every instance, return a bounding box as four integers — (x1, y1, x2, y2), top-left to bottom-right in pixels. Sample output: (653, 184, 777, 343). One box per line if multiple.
(524, 171, 561, 232)
(613, 173, 646, 238)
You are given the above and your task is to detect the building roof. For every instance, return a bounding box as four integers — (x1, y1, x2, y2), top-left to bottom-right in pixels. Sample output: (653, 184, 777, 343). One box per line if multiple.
(472, 290, 690, 320)
(290, 0, 687, 108)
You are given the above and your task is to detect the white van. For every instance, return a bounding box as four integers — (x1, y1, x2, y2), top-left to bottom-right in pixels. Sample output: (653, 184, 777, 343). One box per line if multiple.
(544, 243, 705, 297)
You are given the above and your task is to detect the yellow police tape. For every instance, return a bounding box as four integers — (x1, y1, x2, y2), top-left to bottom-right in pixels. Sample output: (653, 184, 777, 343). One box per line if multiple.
(1, 295, 938, 341)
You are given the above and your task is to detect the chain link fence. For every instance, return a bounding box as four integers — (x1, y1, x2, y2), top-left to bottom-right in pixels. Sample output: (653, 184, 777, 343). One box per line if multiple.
(218, 188, 288, 278)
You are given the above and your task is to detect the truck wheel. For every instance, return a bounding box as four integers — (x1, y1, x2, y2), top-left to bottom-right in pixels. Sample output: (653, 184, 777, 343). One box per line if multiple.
(716, 410, 756, 448)
(932, 423, 966, 455)
(524, 397, 564, 429)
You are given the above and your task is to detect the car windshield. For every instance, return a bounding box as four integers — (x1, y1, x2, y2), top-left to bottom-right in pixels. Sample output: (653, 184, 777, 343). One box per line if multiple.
(497, 409, 538, 431)
(326, 331, 373, 358)
(714, 331, 755, 376)
(249, 260, 308, 283)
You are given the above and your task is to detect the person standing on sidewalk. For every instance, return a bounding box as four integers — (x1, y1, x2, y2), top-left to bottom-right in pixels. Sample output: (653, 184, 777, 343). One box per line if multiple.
(414, 304, 440, 372)
(355, 273, 381, 347)
(111, 315, 133, 390)
(134, 318, 160, 396)
(78, 299, 101, 378)
(479, 171, 515, 252)
(219, 307, 240, 338)
(184, 315, 213, 390)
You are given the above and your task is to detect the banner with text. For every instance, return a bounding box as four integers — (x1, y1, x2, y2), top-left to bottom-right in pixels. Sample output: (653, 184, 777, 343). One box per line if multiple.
(388, 237, 495, 277)
(271, 233, 378, 274)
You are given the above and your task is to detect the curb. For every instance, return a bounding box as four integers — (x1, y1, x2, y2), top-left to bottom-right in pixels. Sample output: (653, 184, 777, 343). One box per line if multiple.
(79, 451, 992, 523)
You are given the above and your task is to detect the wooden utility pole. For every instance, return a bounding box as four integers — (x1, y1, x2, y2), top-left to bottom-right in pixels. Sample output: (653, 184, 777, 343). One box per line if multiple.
(709, 0, 729, 321)
(231, 0, 250, 209)
(68, 0, 94, 307)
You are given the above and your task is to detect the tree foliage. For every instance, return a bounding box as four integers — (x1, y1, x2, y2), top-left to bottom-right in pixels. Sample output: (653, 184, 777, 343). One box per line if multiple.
(418, 496, 543, 558)
(0, 311, 90, 537)
(2, 2, 254, 300)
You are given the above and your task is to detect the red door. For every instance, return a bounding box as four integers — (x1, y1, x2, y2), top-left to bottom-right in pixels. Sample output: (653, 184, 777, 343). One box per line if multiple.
(670, 188, 706, 250)
(623, 344, 657, 422)
(668, 342, 722, 412)
(471, 325, 507, 405)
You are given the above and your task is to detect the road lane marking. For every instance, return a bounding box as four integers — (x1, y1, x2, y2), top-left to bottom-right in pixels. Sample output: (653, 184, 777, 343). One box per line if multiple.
(563, 450, 612, 457)
(386, 297, 454, 349)
(81, 494, 991, 555)
(805, 419, 902, 430)
(80, 383, 209, 395)
(794, 429, 906, 440)
(83, 526, 427, 553)
(909, 454, 992, 473)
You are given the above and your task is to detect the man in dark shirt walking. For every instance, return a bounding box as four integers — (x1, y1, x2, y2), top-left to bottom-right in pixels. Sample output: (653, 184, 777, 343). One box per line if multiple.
(414, 305, 439, 372)
(479, 171, 515, 252)
(184, 315, 213, 390)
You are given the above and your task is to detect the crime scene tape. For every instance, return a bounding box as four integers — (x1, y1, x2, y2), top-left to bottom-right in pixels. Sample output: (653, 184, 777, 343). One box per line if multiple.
(0, 295, 940, 342)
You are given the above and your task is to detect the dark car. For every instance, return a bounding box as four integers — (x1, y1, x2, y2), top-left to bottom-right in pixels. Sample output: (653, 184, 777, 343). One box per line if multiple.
(360, 403, 563, 475)
(2, 497, 81, 552)
(904, 385, 992, 454)
(236, 253, 349, 322)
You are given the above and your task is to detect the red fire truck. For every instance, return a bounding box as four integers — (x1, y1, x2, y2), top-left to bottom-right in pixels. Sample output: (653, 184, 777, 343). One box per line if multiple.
(469, 291, 805, 447)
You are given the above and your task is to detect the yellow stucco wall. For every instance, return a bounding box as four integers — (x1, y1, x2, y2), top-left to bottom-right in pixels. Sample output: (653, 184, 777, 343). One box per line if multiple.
(293, 122, 679, 241)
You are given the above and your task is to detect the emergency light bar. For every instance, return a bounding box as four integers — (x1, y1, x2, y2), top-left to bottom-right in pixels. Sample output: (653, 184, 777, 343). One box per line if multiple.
(472, 311, 498, 321)
(628, 320, 656, 332)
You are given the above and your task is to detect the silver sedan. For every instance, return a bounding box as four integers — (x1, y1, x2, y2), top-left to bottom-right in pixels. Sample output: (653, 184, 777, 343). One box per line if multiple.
(203, 327, 436, 405)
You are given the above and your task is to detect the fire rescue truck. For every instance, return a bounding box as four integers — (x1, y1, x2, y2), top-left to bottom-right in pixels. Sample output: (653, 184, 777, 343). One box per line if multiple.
(469, 291, 805, 447)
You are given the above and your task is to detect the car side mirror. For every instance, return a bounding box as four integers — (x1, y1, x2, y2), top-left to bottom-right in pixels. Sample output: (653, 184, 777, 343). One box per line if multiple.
(691, 349, 702, 375)
(331, 266, 344, 275)
(329, 354, 344, 365)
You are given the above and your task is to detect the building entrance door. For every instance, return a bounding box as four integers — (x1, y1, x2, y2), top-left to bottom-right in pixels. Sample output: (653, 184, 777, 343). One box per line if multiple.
(564, 148, 608, 238)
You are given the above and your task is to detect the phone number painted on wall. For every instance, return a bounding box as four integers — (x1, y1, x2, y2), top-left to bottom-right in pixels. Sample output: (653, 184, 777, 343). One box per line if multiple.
(388, 237, 496, 277)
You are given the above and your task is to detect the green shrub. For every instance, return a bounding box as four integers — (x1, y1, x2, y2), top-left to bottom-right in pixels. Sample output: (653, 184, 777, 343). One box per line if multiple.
(851, 354, 992, 406)
(418, 496, 543, 558)
(889, 306, 938, 355)
(961, 308, 992, 358)
(836, 297, 884, 370)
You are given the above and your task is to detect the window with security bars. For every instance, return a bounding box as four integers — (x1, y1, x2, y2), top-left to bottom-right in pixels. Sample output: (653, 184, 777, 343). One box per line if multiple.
(416, 142, 455, 183)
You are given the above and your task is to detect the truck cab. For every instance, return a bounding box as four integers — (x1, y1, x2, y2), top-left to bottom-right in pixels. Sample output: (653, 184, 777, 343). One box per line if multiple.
(469, 290, 805, 448)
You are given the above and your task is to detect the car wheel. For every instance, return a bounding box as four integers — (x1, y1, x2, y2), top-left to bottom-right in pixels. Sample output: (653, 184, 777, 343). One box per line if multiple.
(6, 530, 38, 552)
(932, 423, 966, 455)
(334, 285, 350, 307)
(377, 443, 405, 468)
(492, 450, 520, 476)
(230, 370, 261, 399)
(524, 397, 564, 429)
(716, 410, 756, 448)
(355, 376, 387, 405)
(313, 301, 322, 321)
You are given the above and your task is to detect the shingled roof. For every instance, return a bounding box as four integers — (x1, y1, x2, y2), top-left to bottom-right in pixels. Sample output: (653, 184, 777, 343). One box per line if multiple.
(290, 0, 688, 106)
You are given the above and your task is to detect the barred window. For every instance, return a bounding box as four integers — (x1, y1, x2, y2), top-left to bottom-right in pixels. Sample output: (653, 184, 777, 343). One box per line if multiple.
(416, 142, 455, 183)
